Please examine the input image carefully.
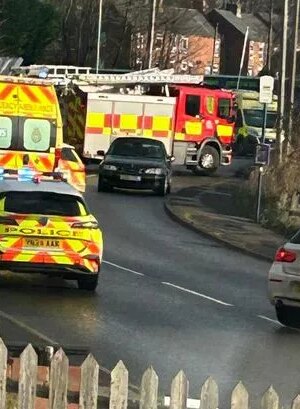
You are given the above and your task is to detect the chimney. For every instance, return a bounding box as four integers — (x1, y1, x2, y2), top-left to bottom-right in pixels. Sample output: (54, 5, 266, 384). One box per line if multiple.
(226, 1, 242, 18)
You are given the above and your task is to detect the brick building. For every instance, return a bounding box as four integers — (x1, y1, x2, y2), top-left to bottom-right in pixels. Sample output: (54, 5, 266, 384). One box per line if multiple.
(208, 4, 271, 76)
(130, 7, 219, 75)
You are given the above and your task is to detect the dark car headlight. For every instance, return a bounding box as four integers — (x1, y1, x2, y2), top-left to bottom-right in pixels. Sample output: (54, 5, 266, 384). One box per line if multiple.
(103, 164, 118, 171)
(145, 168, 165, 175)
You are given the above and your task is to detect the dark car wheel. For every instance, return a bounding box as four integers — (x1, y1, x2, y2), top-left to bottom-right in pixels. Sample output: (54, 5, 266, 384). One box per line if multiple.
(155, 177, 170, 196)
(77, 274, 99, 291)
(98, 176, 112, 192)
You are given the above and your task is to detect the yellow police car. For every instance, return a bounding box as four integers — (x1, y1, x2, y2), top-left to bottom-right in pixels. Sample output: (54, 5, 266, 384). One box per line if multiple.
(0, 169, 102, 291)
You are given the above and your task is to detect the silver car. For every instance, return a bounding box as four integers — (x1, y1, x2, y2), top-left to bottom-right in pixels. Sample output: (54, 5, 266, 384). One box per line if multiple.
(269, 231, 300, 326)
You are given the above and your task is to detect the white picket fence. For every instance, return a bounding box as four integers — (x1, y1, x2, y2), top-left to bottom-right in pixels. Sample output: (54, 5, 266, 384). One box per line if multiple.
(0, 339, 298, 409)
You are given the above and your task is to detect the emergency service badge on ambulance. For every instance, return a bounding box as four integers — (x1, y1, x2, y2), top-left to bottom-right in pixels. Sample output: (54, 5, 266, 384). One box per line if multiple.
(31, 128, 42, 144)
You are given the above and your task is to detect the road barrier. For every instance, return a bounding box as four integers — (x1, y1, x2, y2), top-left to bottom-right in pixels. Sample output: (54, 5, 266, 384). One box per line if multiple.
(0, 339, 297, 409)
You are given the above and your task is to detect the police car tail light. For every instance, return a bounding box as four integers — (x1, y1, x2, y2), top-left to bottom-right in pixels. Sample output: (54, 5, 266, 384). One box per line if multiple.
(71, 221, 98, 229)
(0, 217, 18, 226)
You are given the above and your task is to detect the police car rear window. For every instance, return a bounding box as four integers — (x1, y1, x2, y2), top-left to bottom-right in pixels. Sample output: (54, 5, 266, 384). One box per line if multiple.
(4, 192, 87, 217)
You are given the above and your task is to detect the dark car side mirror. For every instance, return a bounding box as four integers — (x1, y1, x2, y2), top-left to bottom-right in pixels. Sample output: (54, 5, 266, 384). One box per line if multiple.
(97, 150, 105, 158)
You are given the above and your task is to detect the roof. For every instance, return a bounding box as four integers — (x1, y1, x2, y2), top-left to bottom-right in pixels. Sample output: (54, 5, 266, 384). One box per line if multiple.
(0, 179, 82, 197)
(135, 7, 215, 38)
(159, 8, 215, 37)
(209, 9, 269, 41)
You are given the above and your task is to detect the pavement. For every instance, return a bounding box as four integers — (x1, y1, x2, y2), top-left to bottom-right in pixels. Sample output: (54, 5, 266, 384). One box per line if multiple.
(165, 176, 285, 262)
(0, 165, 300, 407)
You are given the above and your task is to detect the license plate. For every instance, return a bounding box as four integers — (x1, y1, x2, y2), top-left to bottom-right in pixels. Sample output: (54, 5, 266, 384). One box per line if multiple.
(24, 238, 60, 248)
(120, 175, 141, 182)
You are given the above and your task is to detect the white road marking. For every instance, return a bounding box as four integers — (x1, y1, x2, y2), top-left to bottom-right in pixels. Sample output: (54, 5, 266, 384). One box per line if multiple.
(164, 397, 200, 409)
(162, 282, 233, 306)
(86, 174, 97, 178)
(103, 260, 145, 276)
(0, 309, 58, 345)
(257, 315, 284, 327)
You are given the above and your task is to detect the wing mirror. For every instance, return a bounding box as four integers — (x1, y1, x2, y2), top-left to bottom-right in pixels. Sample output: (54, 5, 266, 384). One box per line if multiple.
(168, 155, 175, 162)
(97, 150, 105, 159)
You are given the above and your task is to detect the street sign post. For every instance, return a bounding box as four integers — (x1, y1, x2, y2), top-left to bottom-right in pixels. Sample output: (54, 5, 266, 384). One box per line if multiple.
(255, 143, 271, 166)
(256, 76, 274, 223)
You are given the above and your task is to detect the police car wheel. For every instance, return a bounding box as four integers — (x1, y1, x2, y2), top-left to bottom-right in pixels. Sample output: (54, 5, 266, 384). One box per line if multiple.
(77, 274, 99, 291)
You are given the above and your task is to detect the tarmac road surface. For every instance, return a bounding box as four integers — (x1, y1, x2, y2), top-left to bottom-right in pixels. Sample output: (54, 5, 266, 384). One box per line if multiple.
(0, 162, 299, 404)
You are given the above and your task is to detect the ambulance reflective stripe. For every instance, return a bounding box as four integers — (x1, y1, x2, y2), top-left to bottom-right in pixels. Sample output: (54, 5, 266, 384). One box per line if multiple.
(30, 154, 55, 172)
(0, 83, 18, 115)
(0, 153, 17, 168)
(0, 84, 16, 100)
(18, 85, 57, 118)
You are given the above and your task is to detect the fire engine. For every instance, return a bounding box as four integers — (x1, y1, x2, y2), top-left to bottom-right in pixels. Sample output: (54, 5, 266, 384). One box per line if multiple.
(13, 66, 237, 174)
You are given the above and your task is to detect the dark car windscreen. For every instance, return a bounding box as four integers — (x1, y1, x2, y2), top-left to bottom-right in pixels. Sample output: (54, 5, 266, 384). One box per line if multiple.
(3, 192, 87, 216)
(108, 139, 165, 159)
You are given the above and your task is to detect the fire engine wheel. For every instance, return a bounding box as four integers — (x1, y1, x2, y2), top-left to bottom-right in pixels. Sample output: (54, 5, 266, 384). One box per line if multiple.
(193, 146, 219, 175)
(77, 274, 99, 291)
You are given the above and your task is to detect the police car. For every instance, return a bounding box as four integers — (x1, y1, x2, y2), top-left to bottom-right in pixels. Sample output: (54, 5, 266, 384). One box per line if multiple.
(0, 169, 102, 291)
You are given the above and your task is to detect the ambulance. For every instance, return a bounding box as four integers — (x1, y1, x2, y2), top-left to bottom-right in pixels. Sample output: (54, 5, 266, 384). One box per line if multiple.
(0, 76, 86, 191)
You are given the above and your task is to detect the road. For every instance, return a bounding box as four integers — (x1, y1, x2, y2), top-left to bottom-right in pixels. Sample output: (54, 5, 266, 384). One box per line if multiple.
(0, 161, 299, 404)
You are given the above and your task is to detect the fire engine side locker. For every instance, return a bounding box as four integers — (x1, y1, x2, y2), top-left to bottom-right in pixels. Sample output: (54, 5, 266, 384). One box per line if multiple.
(83, 93, 177, 159)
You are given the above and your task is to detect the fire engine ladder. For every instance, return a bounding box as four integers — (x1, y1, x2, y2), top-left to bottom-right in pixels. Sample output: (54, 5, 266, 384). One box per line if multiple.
(11, 65, 203, 85)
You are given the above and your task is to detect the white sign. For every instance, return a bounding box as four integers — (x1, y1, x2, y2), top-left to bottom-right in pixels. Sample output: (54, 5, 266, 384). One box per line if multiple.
(259, 76, 274, 104)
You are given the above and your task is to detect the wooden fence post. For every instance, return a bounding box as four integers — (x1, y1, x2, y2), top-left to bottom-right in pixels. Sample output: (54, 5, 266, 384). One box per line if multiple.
(0, 339, 7, 409)
(261, 386, 279, 409)
(18, 344, 37, 409)
(231, 382, 248, 409)
(292, 395, 300, 409)
(79, 354, 99, 409)
(170, 371, 188, 409)
(140, 367, 158, 409)
(109, 361, 128, 409)
(200, 377, 218, 409)
(49, 348, 69, 409)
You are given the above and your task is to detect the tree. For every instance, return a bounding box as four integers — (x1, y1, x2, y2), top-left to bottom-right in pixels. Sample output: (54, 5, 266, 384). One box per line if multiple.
(0, 0, 59, 64)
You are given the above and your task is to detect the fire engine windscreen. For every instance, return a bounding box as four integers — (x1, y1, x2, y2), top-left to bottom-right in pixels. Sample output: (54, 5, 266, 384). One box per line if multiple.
(3, 192, 88, 217)
(108, 139, 166, 159)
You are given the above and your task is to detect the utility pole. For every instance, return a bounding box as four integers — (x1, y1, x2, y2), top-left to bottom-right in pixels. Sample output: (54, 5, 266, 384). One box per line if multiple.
(148, 0, 157, 69)
(237, 26, 249, 91)
(267, 0, 274, 71)
(277, 0, 289, 162)
(211, 23, 219, 74)
(288, 0, 300, 146)
(96, 0, 103, 74)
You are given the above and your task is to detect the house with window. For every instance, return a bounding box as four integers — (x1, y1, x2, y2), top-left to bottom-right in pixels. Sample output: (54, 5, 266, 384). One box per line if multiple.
(130, 7, 219, 75)
(207, 3, 281, 76)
